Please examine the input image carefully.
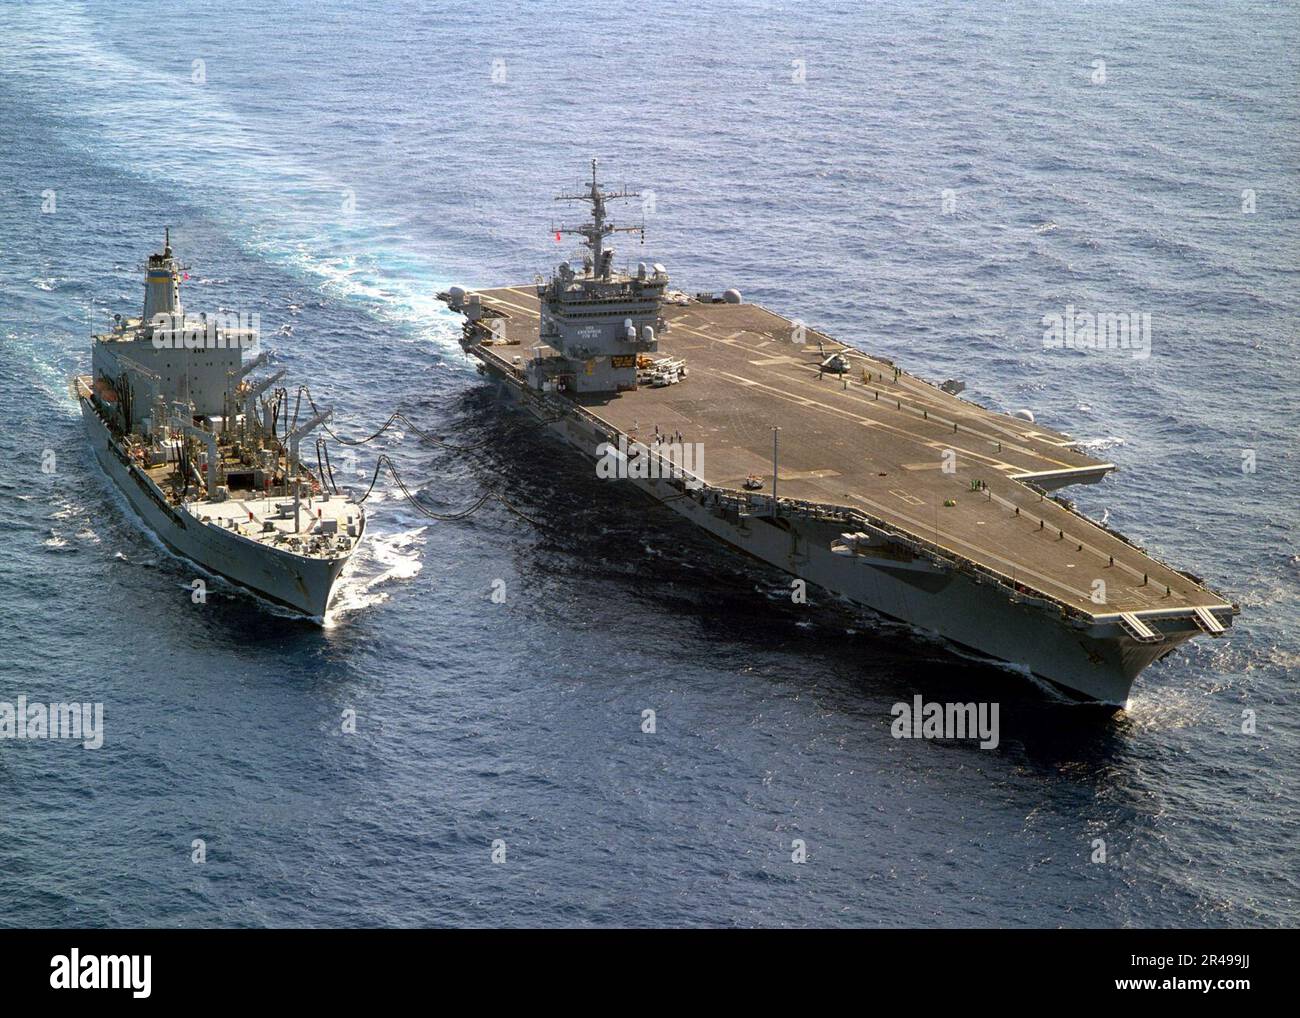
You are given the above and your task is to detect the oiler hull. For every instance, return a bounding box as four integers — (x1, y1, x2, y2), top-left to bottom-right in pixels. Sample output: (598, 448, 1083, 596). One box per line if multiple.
(475, 367, 1198, 707)
(79, 388, 352, 618)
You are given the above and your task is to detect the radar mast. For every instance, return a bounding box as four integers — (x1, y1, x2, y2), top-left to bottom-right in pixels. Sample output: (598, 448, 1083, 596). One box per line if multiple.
(554, 158, 644, 279)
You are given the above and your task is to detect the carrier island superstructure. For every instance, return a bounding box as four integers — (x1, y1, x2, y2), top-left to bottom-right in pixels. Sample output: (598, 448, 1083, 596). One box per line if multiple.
(439, 161, 1238, 706)
(75, 231, 364, 617)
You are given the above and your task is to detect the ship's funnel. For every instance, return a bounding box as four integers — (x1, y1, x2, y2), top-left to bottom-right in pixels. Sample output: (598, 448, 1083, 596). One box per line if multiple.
(143, 227, 183, 323)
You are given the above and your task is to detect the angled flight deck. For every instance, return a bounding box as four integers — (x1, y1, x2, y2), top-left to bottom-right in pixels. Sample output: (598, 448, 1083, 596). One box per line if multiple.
(462, 284, 1228, 621)
(441, 160, 1236, 705)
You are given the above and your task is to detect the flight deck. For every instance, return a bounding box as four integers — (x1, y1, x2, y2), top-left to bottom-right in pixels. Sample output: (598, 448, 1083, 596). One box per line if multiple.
(461, 284, 1232, 623)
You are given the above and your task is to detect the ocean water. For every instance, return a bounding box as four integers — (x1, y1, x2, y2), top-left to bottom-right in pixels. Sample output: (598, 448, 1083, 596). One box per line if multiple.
(0, 0, 1296, 928)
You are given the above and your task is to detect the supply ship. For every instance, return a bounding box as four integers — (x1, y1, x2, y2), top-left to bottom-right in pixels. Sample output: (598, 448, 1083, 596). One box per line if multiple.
(439, 161, 1237, 705)
(75, 231, 364, 618)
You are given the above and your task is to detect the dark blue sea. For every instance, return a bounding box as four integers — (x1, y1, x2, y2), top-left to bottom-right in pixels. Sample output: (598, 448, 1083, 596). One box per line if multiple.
(0, 0, 1296, 927)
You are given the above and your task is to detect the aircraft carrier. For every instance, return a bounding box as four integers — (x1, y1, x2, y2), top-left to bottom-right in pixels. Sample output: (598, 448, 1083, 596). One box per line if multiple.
(75, 231, 365, 618)
(440, 161, 1237, 706)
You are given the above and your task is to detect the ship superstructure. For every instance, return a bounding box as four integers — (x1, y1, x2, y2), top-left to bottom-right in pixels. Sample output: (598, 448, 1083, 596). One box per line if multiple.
(75, 231, 364, 617)
(440, 162, 1238, 706)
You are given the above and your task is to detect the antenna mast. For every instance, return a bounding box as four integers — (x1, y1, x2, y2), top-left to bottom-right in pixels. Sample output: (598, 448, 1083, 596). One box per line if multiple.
(554, 158, 644, 278)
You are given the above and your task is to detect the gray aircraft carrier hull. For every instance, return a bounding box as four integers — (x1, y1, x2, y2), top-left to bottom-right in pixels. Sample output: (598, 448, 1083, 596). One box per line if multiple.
(80, 394, 348, 618)
(476, 369, 1194, 706)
